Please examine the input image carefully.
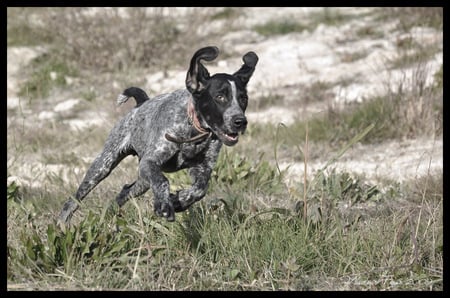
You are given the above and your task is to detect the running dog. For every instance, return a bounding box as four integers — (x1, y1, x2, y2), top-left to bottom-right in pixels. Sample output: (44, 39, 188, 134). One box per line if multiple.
(58, 46, 258, 224)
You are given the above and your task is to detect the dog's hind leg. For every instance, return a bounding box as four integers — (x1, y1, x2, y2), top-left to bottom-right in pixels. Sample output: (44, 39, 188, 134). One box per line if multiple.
(58, 147, 127, 225)
(115, 177, 150, 207)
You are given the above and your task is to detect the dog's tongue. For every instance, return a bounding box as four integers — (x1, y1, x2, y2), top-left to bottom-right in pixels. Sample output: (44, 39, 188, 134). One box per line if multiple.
(225, 133, 238, 141)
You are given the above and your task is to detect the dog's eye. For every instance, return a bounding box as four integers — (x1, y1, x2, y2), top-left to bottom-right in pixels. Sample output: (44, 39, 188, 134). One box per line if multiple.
(240, 95, 248, 105)
(215, 95, 226, 103)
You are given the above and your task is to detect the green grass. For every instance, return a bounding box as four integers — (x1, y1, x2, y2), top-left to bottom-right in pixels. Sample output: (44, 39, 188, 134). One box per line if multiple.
(250, 71, 442, 152)
(7, 151, 443, 290)
(6, 120, 443, 290)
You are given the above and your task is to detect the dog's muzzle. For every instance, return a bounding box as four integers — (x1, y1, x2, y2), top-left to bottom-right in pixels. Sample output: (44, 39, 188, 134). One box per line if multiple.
(217, 115, 247, 146)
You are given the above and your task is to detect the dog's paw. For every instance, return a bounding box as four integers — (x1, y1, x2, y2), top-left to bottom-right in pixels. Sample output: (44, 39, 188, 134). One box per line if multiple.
(154, 199, 175, 222)
(169, 192, 185, 213)
(57, 199, 78, 228)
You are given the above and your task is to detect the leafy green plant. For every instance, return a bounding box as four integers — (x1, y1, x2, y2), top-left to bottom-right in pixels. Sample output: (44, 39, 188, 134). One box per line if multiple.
(211, 150, 284, 195)
(292, 168, 381, 226)
(314, 169, 380, 204)
(12, 210, 139, 276)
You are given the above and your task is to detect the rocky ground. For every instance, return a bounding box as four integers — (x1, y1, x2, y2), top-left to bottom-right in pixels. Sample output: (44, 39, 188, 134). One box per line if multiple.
(7, 7, 443, 190)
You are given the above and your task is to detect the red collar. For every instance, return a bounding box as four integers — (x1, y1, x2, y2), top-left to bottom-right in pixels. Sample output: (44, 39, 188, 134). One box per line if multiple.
(164, 97, 211, 144)
(187, 97, 209, 134)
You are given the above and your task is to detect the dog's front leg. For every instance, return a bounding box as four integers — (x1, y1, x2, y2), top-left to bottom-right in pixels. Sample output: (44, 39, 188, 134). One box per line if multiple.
(171, 164, 212, 212)
(140, 159, 175, 221)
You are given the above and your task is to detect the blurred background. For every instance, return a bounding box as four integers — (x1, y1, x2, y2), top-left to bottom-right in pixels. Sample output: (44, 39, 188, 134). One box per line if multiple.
(7, 7, 442, 186)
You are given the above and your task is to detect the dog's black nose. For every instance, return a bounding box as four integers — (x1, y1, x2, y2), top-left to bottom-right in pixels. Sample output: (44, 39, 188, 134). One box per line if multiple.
(232, 115, 247, 130)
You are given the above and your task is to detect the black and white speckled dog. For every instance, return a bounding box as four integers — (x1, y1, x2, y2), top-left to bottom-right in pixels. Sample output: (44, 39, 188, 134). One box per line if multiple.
(58, 46, 258, 224)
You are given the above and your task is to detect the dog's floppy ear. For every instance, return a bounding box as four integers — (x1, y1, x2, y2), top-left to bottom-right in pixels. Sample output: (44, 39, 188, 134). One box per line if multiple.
(186, 46, 219, 94)
(233, 51, 258, 86)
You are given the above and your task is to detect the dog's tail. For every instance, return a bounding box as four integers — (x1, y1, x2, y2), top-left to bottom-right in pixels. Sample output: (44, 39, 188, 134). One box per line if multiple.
(117, 87, 150, 107)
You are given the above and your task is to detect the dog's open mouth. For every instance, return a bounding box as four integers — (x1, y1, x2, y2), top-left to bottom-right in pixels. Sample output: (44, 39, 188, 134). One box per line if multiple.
(219, 131, 241, 146)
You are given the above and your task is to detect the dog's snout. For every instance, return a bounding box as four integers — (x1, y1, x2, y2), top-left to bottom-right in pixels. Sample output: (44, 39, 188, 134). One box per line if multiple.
(232, 115, 247, 130)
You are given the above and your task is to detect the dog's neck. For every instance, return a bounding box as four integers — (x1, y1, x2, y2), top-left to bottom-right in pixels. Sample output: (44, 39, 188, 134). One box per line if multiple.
(164, 97, 212, 144)
(187, 97, 209, 135)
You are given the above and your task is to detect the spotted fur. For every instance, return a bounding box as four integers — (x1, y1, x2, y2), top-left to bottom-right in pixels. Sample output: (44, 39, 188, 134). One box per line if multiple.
(58, 46, 258, 224)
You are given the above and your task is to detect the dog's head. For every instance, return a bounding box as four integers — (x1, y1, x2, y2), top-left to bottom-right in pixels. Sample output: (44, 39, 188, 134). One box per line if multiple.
(186, 46, 258, 146)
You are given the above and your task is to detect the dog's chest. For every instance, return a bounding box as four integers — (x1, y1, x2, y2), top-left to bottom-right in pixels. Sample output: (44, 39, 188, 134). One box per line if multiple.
(179, 139, 211, 162)
(162, 140, 212, 172)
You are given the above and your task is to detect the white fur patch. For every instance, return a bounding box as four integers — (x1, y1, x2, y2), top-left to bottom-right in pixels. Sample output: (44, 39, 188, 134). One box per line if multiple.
(228, 80, 237, 102)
